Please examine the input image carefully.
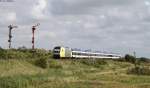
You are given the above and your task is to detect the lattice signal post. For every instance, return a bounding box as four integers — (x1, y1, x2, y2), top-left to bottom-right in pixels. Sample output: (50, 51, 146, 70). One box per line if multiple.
(8, 25, 18, 49)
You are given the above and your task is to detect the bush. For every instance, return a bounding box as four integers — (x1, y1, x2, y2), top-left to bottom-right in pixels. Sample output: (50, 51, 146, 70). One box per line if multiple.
(0, 49, 6, 59)
(0, 46, 2, 50)
(96, 59, 107, 65)
(127, 66, 150, 76)
(125, 54, 136, 64)
(113, 58, 125, 62)
(0, 74, 49, 88)
(35, 58, 49, 69)
(138, 57, 150, 63)
(0, 49, 51, 60)
(33, 49, 51, 59)
(0, 76, 30, 88)
(79, 59, 107, 68)
(48, 59, 62, 69)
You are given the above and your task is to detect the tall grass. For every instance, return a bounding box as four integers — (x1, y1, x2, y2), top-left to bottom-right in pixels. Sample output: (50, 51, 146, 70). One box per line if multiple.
(0, 59, 149, 88)
(0, 49, 51, 59)
(0, 74, 49, 88)
(48, 59, 63, 69)
(127, 66, 150, 76)
(0, 49, 150, 88)
(78, 59, 107, 68)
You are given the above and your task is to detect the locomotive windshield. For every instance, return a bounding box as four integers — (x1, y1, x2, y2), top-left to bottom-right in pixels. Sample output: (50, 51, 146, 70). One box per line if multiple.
(53, 46, 61, 58)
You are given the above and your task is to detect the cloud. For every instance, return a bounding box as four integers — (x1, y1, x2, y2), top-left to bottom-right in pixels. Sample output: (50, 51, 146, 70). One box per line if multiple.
(50, 0, 141, 15)
(31, 0, 48, 19)
(0, 0, 150, 57)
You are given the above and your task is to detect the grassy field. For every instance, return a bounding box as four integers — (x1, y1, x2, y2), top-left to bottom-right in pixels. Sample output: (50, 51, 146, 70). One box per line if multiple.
(0, 59, 150, 88)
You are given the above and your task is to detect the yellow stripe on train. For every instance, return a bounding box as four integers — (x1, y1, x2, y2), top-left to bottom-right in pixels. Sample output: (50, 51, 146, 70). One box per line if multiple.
(60, 47, 65, 58)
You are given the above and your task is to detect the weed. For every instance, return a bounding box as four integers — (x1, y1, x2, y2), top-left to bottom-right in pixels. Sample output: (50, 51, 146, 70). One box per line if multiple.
(127, 66, 150, 76)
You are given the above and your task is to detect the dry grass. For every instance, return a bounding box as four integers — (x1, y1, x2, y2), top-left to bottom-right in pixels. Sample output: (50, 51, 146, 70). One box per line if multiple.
(0, 59, 45, 77)
(0, 59, 149, 88)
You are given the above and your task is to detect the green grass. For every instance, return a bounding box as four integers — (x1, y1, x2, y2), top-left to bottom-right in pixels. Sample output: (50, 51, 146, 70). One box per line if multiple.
(0, 59, 149, 88)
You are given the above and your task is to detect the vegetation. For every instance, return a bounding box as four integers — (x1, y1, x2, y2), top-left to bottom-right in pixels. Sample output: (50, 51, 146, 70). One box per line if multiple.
(48, 59, 63, 69)
(0, 48, 51, 59)
(125, 54, 136, 64)
(138, 57, 150, 63)
(0, 49, 149, 88)
(127, 66, 150, 76)
(79, 59, 107, 68)
(124, 54, 150, 76)
(0, 59, 149, 88)
(35, 58, 49, 69)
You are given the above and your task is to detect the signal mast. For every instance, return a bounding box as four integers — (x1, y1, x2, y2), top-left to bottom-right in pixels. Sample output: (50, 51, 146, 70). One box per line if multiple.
(8, 25, 18, 49)
(32, 23, 40, 50)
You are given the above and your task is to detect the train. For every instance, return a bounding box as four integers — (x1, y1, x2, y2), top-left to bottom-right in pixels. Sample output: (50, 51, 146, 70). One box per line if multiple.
(53, 46, 122, 59)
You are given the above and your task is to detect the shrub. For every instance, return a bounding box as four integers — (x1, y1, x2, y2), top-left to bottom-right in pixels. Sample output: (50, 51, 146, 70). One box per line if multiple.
(125, 54, 136, 64)
(96, 59, 107, 65)
(0, 49, 6, 59)
(113, 58, 125, 62)
(127, 66, 150, 76)
(0, 46, 2, 50)
(0, 74, 49, 88)
(0, 49, 51, 60)
(35, 58, 49, 69)
(48, 59, 62, 69)
(138, 57, 150, 63)
(79, 59, 107, 68)
(0, 76, 29, 88)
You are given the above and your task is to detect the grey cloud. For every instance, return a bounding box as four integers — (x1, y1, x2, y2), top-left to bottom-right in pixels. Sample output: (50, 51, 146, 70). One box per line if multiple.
(0, 0, 150, 57)
(50, 0, 142, 15)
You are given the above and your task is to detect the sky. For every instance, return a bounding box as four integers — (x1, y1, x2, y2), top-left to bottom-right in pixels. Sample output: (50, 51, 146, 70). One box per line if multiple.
(0, 0, 150, 57)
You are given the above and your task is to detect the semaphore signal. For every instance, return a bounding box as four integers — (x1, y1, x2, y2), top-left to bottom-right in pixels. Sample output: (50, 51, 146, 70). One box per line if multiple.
(32, 23, 40, 50)
(8, 24, 18, 49)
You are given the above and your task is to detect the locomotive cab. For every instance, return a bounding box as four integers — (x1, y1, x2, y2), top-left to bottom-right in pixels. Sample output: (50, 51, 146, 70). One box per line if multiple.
(53, 46, 66, 59)
(53, 46, 72, 59)
(53, 46, 61, 59)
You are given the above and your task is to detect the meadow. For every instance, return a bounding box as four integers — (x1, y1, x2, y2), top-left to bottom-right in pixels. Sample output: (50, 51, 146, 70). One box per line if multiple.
(0, 49, 150, 88)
